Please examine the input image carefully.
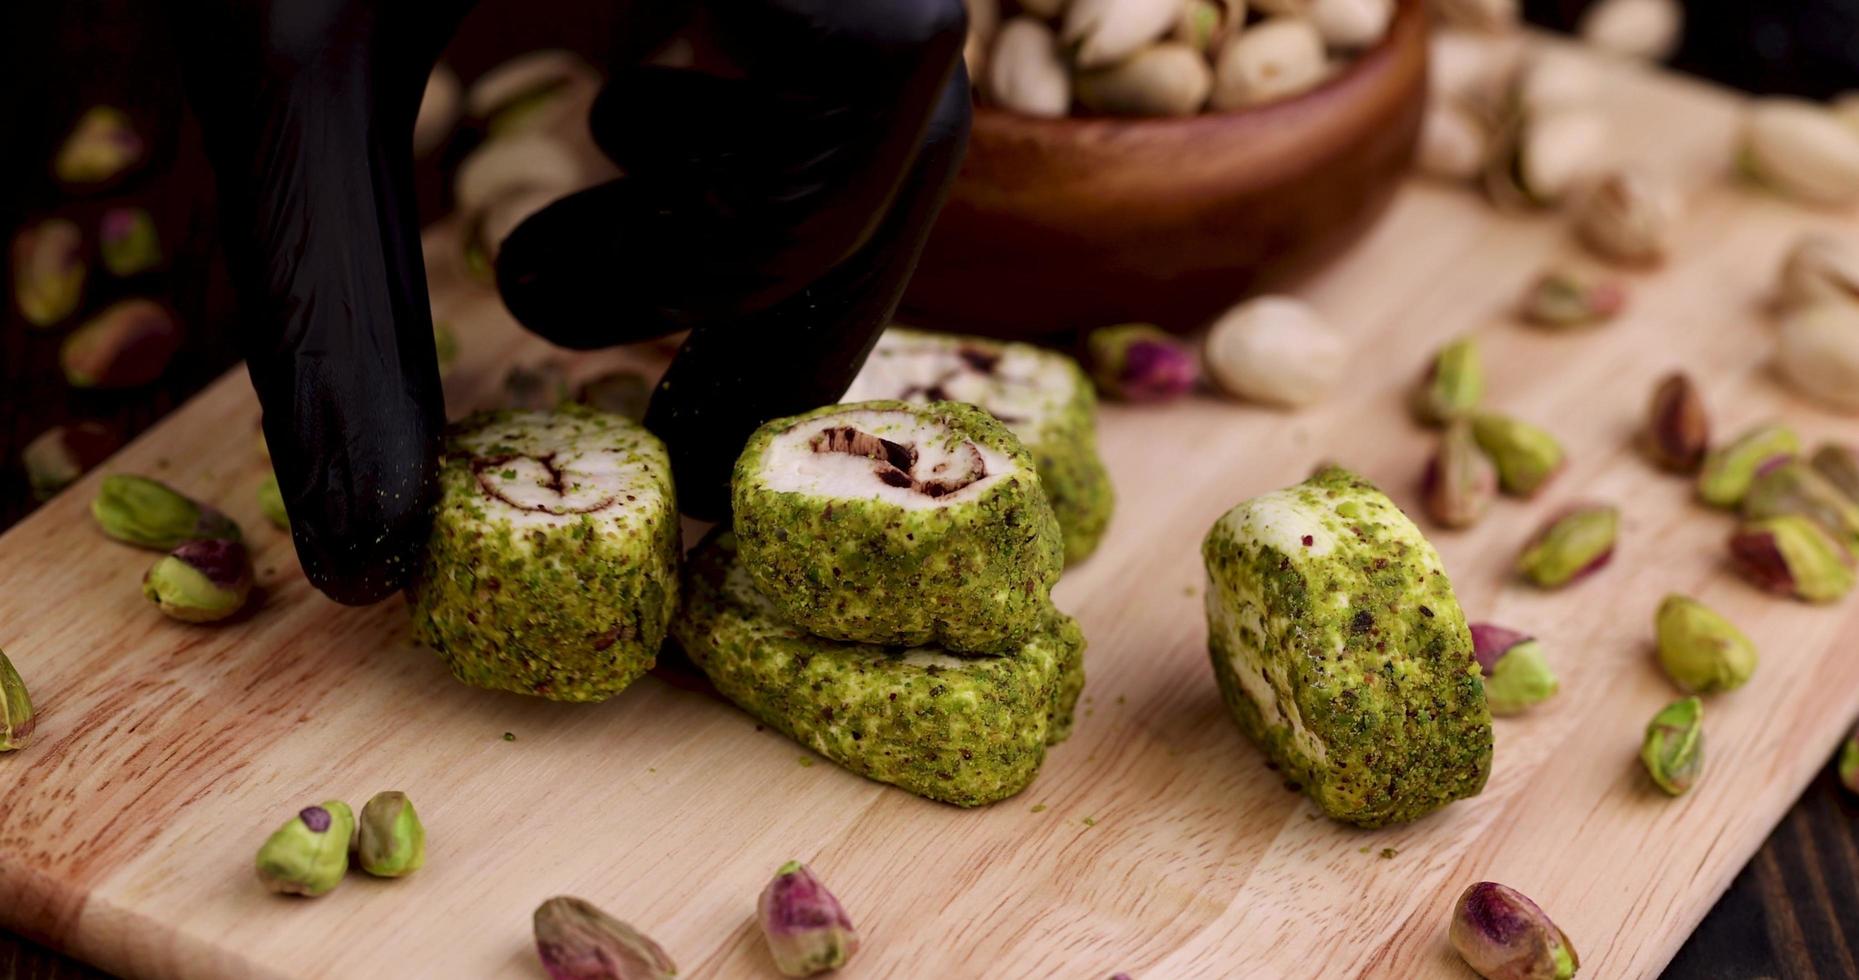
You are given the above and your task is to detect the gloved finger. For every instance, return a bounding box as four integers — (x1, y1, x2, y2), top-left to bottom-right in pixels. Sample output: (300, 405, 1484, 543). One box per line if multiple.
(494, 0, 967, 344)
(647, 68, 971, 519)
(167, 0, 475, 604)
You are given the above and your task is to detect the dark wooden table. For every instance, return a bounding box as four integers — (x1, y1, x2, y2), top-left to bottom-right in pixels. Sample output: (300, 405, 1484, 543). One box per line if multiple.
(3, 0, 1857, 976)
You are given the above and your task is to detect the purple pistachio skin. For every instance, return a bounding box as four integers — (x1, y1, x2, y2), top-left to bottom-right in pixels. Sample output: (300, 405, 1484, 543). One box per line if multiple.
(299, 806, 332, 832)
(759, 861, 860, 977)
(1088, 325, 1198, 402)
(1450, 882, 1579, 980)
(1469, 623, 1530, 676)
(174, 539, 252, 590)
(534, 896, 677, 980)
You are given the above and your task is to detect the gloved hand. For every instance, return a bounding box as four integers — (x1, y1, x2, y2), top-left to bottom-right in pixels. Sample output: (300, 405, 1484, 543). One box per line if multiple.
(164, 0, 971, 605)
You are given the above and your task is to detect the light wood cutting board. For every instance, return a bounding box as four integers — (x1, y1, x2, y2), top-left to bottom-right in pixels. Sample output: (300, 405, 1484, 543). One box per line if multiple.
(4, 41, 1859, 980)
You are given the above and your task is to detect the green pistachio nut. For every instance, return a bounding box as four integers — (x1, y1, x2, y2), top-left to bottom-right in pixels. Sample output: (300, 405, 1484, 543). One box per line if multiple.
(356, 791, 426, 878)
(1520, 266, 1627, 327)
(1741, 459, 1859, 556)
(1424, 421, 1498, 529)
(1412, 337, 1484, 425)
(54, 106, 143, 184)
(1729, 515, 1857, 603)
(1471, 413, 1565, 497)
(432, 320, 459, 376)
(0, 648, 35, 753)
(533, 896, 677, 980)
(12, 218, 86, 329)
(1840, 729, 1859, 795)
(1470, 624, 1559, 715)
(256, 800, 354, 897)
(21, 422, 117, 501)
(1812, 444, 1859, 504)
(1654, 595, 1757, 694)
(1517, 504, 1618, 588)
(258, 474, 289, 530)
(62, 299, 183, 389)
(1641, 696, 1704, 795)
(1450, 881, 1580, 980)
(99, 206, 161, 277)
(1086, 323, 1198, 402)
(1698, 423, 1800, 509)
(93, 474, 242, 550)
(143, 539, 254, 623)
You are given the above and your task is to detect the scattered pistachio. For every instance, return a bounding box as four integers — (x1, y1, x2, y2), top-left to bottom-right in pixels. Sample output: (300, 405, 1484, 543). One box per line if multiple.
(1064, 0, 1180, 68)
(1203, 296, 1346, 407)
(759, 861, 861, 977)
(1512, 52, 1602, 116)
(1432, 0, 1518, 32)
(1412, 336, 1484, 425)
(1641, 696, 1704, 795)
(504, 360, 572, 411)
(467, 51, 599, 139)
(964, 0, 1000, 81)
(576, 370, 652, 422)
(92, 475, 242, 550)
(1471, 413, 1565, 497)
(1642, 372, 1708, 473)
(462, 185, 560, 284)
(1654, 595, 1757, 694)
(534, 896, 676, 980)
(1487, 110, 1607, 208)
(256, 801, 354, 897)
(1423, 421, 1498, 529)
(1697, 423, 1800, 508)
(1728, 515, 1856, 603)
(987, 18, 1071, 118)
(1742, 99, 1859, 206)
(1076, 43, 1213, 117)
(53, 106, 143, 185)
(1573, 171, 1678, 266)
(1742, 459, 1859, 554)
(21, 422, 118, 500)
(1812, 444, 1859, 502)
(1840, 727, 1859, 795)
(99, 207, 161, 277)
(1774, 234, 1859, 310)
(1308, 0, 1393, 50)
(1418, 101, 1490, 181)
(1449, 882, 1579, 980)
(1087, 323, 1199, 402)
(1519, 265, 1627, 327)
(143, 539, 254, 623)
(1173, 0, 1243, 54)
(12, 218, 86, 328)
(1470, 623, 1558, 715)
(1775, 303, 1859, 415)
(1517, 504, 1618, 588)
(0, 648, 34, 753)
(415, 64, 462, 157)
(61, 299, 183, 389)
(1577, 0, 1682, 61)
(258, 474, 290, 531)
(1210, 18, 1327, 110)
(356, 791, 425, 878)
(433, 320, 459, 377)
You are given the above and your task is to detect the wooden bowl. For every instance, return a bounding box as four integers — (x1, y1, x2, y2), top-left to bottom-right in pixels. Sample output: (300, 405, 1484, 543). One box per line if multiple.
(899, 0, 1429, 338)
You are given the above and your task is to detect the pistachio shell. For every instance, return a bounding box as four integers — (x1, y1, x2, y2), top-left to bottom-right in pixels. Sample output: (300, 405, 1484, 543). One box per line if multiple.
(1743, 99, 1859, 205)
(1419, 101, 1489, 181)
(1173, 0, 1244, 53)
(987, 18, 1071, 117)
(1064, 0, 1180, 68)
(1573, 170, 1679, 266)
(1431, 0, 1519, 33)
(1075, 42, 1212, 116)
(964, 0, 1000, 79)
(1775, 235, 1859, 309)
(1210, 18, 1327, 110)
(1776, 303, 1859, 414)
(1309, 0, 1393, 50)
(414, 64, 462, 157)
(1203, 295, 1346, 407)
(1577, 0, 1682, 61)
(1518, 110, 1607, 204)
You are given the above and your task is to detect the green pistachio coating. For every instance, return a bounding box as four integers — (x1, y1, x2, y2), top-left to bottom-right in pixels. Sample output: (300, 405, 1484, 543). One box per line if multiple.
(409, 405, 680, 702)
(1471, 413, 1565, 497)
(673, 531, 1084, 808)
(356, 791, 426, 878)
(91, 474, 241, 550)
(256, 800, 354, 897)
(1202, 467, 1492, 828)
(0, 648, 34, 753)
(1698, 423, 1800, 509)
(732, 400, 1064, 654)
(1641, 696, 1704, 795)
(844, 329, 1114, 564)
(1654, 595, 1757, 694)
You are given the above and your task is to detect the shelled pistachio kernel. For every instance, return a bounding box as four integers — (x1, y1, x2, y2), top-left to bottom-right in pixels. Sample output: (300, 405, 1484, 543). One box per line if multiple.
(1643, 372, 1708, 473)
(1423, 421, 1498, 529)
(258, 474, 289, 530)
(1813, 444, 1859, 502)
(534, 896, 676, 980)
(1654, 594, 1756, 694)
(356, 791, 425, 878)
(1470, 624, 1558, 715)
(255, 801, 354, 897)
(1697, 423, 1799, 509)
(1728, 515, 1855, 603)
(1573, 170, 1678, 266)
(0, 648, 34, 753)
(143, 539, 254, 623)
(1519, 265, 1627, 327)
(1517, 504, 1618, 588)
(92, 474, 242, 550)
(1449, 882, 1579, 980)
(1641, 696, 1703, 795)
(1470, 413, 1565, 497)
(1412, 336, 1483, 426)
(1741, 459, 1859, 555)
(759, 862, 861, 977)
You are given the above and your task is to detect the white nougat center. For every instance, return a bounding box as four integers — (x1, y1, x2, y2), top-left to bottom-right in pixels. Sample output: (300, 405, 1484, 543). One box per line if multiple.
(758, 408, 1013, 509)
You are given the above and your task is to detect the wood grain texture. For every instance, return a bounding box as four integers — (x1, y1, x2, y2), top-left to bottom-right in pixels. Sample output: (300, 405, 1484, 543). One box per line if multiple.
(4, 42, 1859, 980)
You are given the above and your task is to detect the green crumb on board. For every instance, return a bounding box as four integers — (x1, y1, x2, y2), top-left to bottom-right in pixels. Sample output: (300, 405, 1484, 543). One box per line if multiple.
(1031, 804, 1047, 813)
(1379, 848, 1398, 859)
(502, 732, 516, 742)
(798, 756, 815, 768)
(1081, 816, 1097, 827)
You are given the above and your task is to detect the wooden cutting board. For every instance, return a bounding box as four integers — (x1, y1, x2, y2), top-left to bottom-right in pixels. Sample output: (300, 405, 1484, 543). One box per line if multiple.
(5, 42, 1859, 980)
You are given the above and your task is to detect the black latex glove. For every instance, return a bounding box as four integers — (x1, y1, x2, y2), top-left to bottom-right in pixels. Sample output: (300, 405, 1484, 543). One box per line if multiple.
(164, 0, 970, 605)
